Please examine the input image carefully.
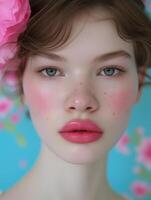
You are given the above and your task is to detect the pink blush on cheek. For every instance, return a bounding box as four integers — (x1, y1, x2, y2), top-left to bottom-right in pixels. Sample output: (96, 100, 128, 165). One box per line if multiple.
(107, 89, 136, 116)
(25, 88, 55, 116)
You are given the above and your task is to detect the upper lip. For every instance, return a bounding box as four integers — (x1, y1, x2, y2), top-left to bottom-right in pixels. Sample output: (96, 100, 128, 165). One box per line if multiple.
(59, 119, 103, 133)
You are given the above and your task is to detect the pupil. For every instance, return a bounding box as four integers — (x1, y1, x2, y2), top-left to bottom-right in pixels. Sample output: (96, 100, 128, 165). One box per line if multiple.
(46, 68, 56, 75)
(105, 68, 114, 75)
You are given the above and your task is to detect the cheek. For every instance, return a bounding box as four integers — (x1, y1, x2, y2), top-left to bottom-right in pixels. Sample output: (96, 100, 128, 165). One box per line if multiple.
(23, 84, 56, 117)
(106, 87, 137, 116)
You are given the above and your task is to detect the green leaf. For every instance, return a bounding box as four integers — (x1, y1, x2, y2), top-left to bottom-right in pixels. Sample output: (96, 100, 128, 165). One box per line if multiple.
(3, 120, 17, 132)
(16, 133, 27, 148)
(138, 166, 151, 181)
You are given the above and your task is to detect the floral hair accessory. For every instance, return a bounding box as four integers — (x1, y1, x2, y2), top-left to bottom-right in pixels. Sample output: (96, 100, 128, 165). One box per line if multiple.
(0, 0, 31, 70)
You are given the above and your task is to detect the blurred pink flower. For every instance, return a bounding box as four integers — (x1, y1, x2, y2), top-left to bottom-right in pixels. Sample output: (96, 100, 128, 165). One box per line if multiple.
(4, 71, 18, 86)
(0, 43, 18, 69)
(11, 113, 20, 123)
(19, 159, 27, 169)
(137, 138, 151, 169)
(131, 181, 151, 198)
(0, 0, 31, 68)
(0, 97, 13, 117)
(116, 133, 130, 154)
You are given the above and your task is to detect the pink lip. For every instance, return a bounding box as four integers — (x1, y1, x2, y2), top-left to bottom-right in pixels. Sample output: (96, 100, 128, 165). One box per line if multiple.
(59, 119, 103, 143)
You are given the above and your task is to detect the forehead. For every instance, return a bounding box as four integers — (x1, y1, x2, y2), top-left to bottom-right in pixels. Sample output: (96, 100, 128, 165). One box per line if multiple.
(51, 8, 134, 60)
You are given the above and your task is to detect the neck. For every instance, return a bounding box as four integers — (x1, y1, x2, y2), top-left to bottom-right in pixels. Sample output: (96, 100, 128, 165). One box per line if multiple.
(27, 143, 116, 200)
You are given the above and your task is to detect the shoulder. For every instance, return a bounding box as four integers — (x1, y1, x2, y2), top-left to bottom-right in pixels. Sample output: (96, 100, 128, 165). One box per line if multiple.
(0, 188, 16, 200)
(0, 192, 6, 200)
(0, 187, 24, 200)
(0, 178, 29, 200)
(0, 176, 39, 200)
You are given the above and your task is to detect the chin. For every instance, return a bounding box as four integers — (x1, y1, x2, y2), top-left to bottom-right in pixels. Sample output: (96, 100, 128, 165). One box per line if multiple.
(53, 146, 106, 165)
(60, 155, 101, 165)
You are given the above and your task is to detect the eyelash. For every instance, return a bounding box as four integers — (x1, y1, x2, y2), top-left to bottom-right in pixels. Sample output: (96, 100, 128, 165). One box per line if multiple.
(38, 65, 125, 78)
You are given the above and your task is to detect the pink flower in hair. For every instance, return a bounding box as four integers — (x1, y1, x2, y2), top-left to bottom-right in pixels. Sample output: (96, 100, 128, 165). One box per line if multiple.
(0, 0, 31, 69)
(0, 97, 13, 117)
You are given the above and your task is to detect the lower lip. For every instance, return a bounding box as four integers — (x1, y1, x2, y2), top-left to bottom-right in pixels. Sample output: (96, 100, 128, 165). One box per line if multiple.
(59, 131, 103, 143)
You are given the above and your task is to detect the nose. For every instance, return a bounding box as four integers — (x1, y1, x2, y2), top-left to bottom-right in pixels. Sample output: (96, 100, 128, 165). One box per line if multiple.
(65, 87, 99, 113)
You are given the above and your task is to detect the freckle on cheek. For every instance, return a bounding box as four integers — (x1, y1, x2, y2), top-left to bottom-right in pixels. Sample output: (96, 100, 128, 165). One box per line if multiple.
(112, 112, 116, 116)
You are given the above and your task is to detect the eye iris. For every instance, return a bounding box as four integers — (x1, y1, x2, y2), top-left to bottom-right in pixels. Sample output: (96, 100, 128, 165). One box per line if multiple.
(46, 68, 57, 76)
(104, 68, 115, 76)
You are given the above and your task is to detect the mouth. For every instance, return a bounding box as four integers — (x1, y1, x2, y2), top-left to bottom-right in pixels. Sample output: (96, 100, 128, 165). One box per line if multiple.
(59, 119, 103, 143)
(65, 130, 100, 133)
(59, 119, 103, 132)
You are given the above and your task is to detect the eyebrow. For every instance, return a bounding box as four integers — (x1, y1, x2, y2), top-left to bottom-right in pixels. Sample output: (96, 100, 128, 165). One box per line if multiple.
(94, 50, 132, 62)
(39, 50, 132, 62)
(39, 52, 67, 62)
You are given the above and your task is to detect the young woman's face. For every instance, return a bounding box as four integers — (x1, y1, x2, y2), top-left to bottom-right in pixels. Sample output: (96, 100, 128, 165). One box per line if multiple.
(22, 10, 141, 164)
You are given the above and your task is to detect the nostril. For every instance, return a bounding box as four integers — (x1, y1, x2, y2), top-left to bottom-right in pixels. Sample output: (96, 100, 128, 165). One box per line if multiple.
(87, 107, 92, 110)
(69, 106, 76, 110)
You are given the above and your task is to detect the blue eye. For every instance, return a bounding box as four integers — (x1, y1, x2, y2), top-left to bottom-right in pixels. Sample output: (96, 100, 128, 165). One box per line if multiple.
(38, 65, 125, 78)
(99, 66, 125, 76)
(39, 67, 60, 77)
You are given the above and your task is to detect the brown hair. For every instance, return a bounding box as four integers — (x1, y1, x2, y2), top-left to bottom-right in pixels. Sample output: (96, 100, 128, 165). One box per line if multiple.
(3, 0, 151, 95)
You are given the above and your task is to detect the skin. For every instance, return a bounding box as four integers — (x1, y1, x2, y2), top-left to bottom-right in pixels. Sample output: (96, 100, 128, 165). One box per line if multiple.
(1, 8, 144, 200)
